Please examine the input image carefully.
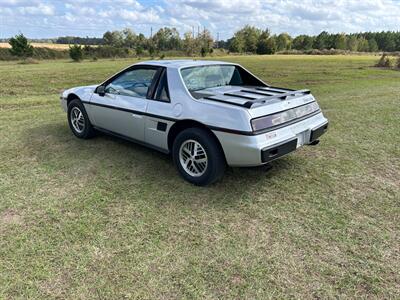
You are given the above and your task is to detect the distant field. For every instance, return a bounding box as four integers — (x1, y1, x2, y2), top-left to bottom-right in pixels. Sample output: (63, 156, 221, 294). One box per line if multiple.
(0, 42, 72, 49)
(1, 55, 399, 299)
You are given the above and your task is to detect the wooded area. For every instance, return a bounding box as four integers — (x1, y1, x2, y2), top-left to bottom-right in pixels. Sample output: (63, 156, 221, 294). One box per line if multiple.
(2, 25, 400, 56)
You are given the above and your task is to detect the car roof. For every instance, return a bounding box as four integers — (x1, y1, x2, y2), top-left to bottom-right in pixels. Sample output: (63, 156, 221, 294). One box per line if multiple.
(135, 59, 236, 69)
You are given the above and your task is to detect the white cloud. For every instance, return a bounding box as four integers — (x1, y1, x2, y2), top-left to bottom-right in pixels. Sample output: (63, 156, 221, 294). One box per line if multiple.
(18, 3, 55, 16)
(63, 0, 143, 9)
(1, 0, 400, 38)
(162, 0, 400, 38)
(115, 8, 161, 23)
(178, 0, 262, 13)
(0, 0, 34, 4)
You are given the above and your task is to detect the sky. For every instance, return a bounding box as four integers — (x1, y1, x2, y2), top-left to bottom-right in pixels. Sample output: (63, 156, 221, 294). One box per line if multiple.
(0, 0, 399, 39)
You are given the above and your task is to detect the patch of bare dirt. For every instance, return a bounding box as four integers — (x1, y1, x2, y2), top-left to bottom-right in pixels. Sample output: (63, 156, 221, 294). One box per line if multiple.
(0, 209, 23, 225)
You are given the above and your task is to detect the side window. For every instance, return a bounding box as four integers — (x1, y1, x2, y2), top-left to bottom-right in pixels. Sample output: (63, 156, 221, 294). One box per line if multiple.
(105, 68, 157, 98)
(154, 69, 170, 102)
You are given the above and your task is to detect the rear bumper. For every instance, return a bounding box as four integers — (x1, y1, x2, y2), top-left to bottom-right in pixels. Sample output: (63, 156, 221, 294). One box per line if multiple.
(310, 122, 329, 142)
(261, 138, 298, 163)
(213, 112, 328, 167)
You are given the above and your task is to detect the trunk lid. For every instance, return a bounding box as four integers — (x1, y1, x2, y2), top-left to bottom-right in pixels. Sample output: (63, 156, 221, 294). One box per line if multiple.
(193, 85, 316, 119)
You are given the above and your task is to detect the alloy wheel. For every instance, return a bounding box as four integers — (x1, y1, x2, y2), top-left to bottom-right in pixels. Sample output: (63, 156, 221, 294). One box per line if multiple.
(70, 107, 85, 134)
(179, 139, 208, 177)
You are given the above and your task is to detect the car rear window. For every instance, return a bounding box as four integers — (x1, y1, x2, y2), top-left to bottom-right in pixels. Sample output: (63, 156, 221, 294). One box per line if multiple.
(180, 65, 243, 91)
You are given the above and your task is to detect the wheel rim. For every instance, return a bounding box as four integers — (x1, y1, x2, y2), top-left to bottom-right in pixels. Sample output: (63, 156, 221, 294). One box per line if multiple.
(70, 107, 85, 134)
(179, 139, 208, 177)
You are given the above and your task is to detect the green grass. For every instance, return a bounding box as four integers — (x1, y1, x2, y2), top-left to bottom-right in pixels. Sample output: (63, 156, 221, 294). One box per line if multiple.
(1, 55, 399, 299)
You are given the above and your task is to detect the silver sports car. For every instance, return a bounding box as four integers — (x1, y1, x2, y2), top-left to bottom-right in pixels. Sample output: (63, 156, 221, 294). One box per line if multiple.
(61, 60, 328, 185)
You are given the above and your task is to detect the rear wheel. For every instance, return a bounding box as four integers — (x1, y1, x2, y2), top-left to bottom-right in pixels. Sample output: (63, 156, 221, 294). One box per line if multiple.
(67, 99, 95, 139)
(172, 128, 226, 186)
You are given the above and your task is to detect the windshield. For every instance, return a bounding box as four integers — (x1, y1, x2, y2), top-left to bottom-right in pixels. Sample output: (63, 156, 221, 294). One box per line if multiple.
(180, 65, 244, 91)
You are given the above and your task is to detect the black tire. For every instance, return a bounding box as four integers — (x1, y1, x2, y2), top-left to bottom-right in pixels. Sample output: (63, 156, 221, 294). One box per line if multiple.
(172, 128, 226, 186)
(67, 99, 95, 139)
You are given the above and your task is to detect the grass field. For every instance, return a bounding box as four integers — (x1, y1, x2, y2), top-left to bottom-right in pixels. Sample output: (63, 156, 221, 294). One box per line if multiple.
(1, 55, 399, 299)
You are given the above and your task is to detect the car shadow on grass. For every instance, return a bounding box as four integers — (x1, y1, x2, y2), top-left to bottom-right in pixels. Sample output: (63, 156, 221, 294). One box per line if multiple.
(24, 122, 296, 205)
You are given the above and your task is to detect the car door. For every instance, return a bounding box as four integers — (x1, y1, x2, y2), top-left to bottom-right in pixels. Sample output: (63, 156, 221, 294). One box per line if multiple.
(145, 68, 174, 151)
(89, 66, 160, 141)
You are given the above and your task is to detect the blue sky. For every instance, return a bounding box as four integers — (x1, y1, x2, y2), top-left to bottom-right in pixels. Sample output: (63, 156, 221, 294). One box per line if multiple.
(1, 0, 399, 39)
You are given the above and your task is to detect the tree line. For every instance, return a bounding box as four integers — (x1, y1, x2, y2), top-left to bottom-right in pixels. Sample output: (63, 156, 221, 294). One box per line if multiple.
(65, 26, 400, 54)
(100, 27, 214, 56)
(3, 26, 400, 62)
(5, 26, 397, 54)
(66, 27, 214, 61)
(225, 26, 400, 53)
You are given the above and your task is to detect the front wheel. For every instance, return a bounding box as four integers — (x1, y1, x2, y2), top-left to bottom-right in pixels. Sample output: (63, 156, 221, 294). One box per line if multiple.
(172, 128, 226, 186)
(67, 99, 95, 139)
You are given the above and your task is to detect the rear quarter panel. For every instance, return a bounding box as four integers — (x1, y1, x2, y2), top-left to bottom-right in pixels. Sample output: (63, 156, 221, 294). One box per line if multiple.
(155, 68, 252, 132)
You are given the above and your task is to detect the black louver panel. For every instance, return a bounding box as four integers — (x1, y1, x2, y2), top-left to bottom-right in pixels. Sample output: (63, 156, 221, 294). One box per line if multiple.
(202, 86, 311, 108)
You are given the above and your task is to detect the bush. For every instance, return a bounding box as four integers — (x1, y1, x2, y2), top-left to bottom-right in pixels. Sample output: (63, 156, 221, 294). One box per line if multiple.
(1, 45, 141, 61)
(18, 57, 39, 64)
(0, 48, 16, 60)
(384, 57, 394, 68)
(0, 47, 69, 61)
(1, 44, 190, 61)
(200, 47, 207, 57)
(396, 57, 400, 69)
(9, 33, 33, 58)
(136, 46, 144, 57)
(148, 44, 157, 57)
(33, 47, 68, 59)
(278, 49, 353, 55)
(93, 46, 131, 58)
(209, 48, 228, 56)
(257, 37, 276, 54)
(157, 50, 184, 57)
(83, 45, 94, 57)
(376, 54, 394, 68)
(69, 44, 83, 62)
(376, 54, 387, 67)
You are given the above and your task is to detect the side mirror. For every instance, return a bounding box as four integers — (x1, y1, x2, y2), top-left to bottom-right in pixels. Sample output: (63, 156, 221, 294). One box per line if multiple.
(96, 85, 106, 96)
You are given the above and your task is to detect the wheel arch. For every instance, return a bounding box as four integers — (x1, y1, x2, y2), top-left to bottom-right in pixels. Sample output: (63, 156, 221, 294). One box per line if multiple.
(67, 93, 81, 106)
(167, 120, 226, 161)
